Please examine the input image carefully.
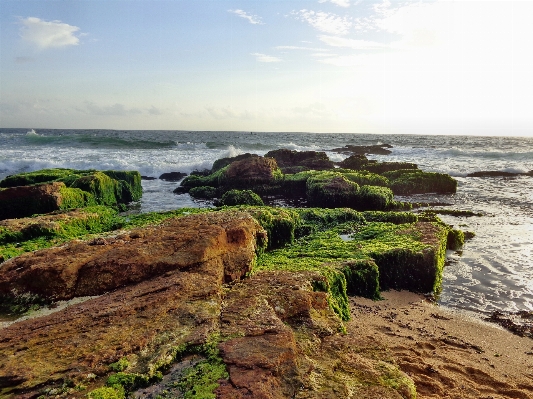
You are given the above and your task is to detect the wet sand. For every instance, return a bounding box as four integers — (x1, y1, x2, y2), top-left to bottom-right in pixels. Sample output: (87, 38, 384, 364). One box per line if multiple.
(348, 291, 533, 399)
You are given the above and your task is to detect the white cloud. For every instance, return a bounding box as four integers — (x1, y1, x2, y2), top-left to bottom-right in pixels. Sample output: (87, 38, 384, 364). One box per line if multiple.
(251, 53, 282, 63)
(275, 45, 330, 51)
(319, 0, 350, 8)
(228, 9, 264, 25)
(319, 35, 385, 50)
(83, 102, 141, 116)
(19, 17, 82, 49)
(293, 10, 352, 35)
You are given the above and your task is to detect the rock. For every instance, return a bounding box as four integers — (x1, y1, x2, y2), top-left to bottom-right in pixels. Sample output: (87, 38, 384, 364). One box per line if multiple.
(158, 172, 187, 181)
(0, 169, 142, 220)
(337, 154, 369, 169)
(0, 212, 265, 301)
(211, 153, 257, 173)
(188, 185, 217, 199)
(265, 149, 334, 173)
(330, 144, 393, 156)
(0, 182, 87, 221)
(224, 156, 281, 187)
(467, 171, 521, 178)
(218, 189, 264, 206)
(141, 175, 157, 180)
(383, 169, 457, 195)
(216, 270, 415, 399)
(0, 211, 266, 397)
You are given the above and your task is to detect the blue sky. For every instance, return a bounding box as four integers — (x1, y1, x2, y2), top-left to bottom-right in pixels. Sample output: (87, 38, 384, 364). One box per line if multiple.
(1, 0, 532, 135)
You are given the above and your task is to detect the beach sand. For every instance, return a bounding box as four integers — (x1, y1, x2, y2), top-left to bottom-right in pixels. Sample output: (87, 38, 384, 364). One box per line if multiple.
(348, 291, 533, 399)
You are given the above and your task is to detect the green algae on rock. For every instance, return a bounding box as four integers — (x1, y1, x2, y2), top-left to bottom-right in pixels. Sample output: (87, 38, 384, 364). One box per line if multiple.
(383, 169, 457, 195)
(0, 168, 142, 220)
(219, 189, 264, 206)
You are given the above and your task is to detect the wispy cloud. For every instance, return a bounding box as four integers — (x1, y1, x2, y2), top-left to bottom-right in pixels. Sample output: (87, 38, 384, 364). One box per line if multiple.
(83, 102, 141, 116)
(292, 10, 352, 35)
(275, 45, 330, 52)
(228, 9, 264, 25)
(251, 53, 282, 63)
(319, 0, 350, 8)
(19, 17, 82, 49)
(319, 35, 385, 50)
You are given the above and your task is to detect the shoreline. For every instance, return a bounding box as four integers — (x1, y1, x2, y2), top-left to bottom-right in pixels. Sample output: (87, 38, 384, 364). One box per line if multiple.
(349, 290, 533, 399)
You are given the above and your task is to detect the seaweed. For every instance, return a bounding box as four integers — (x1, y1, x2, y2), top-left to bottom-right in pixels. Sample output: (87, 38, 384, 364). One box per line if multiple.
(218, 190, 264, 206)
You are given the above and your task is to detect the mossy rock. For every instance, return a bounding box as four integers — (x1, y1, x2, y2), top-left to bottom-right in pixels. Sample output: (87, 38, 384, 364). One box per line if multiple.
(189, 186, 218, 199)
(0, 182, 93, 220)
(356, 185, 394, 211)
(363, 161, 418, 174)
(339, 259, 381, 299)
(219, 190, 264, 206)
(0, 168, 81, 188)
(362, 211, 418, 224)
(0, 169, 142, 219)
(338, 169, 390, 187)
(256, 218, 451, 318)
(306, 172, 396, 211)
(383, 169, 457, 195)
(178, 166, 229, 191)
(447, 228, 465, 250)
(306, 172, 360, 208)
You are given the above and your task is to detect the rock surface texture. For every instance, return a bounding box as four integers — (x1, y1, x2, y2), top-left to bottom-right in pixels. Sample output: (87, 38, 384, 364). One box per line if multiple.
(0, 212, 265, 398)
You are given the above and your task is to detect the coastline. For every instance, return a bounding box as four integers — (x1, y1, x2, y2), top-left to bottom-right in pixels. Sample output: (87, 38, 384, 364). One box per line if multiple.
(349, 290, 533, 399)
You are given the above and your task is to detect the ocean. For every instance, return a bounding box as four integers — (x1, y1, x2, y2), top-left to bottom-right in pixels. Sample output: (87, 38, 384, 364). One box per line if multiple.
(1, 128, 532, 316)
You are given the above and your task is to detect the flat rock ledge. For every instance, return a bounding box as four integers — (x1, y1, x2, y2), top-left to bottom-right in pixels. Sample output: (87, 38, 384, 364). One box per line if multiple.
(0, 211, 415, 399)
(0, 212, 264, 398)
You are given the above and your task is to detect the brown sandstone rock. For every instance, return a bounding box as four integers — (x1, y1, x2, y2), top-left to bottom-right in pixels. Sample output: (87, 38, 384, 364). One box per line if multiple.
(0, 212, 265, 397)
(217, 271, 414, 399)
(265, 149, 334, 173)
(224, 156, 280, 187)
(0, 211, 265, 300)
(0, 182, 65, 220)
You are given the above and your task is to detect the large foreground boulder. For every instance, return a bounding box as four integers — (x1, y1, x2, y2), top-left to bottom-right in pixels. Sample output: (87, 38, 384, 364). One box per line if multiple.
(0, 211, 265, 397)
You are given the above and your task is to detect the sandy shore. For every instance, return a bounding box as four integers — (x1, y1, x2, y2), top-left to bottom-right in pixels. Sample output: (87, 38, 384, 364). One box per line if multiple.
(348, 291, 533, 399)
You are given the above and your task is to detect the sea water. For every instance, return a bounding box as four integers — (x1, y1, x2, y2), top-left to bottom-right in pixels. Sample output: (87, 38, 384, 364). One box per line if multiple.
(1, 128, 532, 315)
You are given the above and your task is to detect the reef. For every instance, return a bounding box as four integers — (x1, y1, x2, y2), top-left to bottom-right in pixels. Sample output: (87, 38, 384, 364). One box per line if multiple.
(177, 148, 457, 210)
(0, 200, 461, 398)
(0, 169, 142, 220)
(0, 159, 467, 398)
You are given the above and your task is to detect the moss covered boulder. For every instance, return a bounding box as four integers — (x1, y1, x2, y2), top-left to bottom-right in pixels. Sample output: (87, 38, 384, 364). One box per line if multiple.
(384, 169, 457, 195)
(178, 155, 283, 195)
(0, 169, 142, 220)
(219, 189, 264, 206)
(0, 182, 94, 220)
(265, 148, 335, 173)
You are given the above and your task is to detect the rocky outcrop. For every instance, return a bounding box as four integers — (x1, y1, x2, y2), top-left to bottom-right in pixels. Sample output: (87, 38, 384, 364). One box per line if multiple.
(0, 211, 265, 397)
(224, 156, 281, 186)
(217, 270, 415, 399)
(0, 169, 142, 220)
(467, 170, 533, 178)
(0, 182, 82, 220)
(331, 144, 393, 156)
(211, 153, 257, 173)
(158, 171, 187, 181)
(265, 149, 335, 173)
(0, 212, 264, 301)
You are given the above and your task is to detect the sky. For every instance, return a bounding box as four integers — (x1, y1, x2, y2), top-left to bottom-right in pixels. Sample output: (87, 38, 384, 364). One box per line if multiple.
(1, 0, 532, 136)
